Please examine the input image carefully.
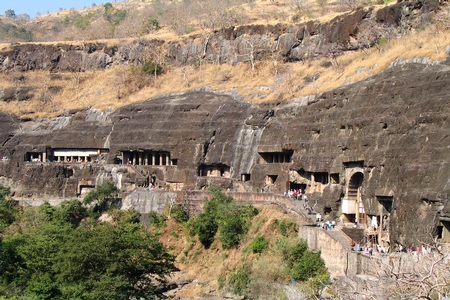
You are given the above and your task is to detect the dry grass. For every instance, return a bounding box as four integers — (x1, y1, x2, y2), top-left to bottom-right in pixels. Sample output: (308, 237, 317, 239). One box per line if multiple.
(1, 24, 448, 119)
(163, 205, 299, 291)
(0, 0, 449, 119)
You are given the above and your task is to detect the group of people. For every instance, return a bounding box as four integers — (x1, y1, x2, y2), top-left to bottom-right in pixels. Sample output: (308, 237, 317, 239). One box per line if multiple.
(350, 240, 388, 255)
(284, 189, 307, 201)
(398, 244, 434, 255)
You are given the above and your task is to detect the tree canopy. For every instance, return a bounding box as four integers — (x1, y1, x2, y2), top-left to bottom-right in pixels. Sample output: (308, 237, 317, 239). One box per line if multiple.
(0, 184, 176, 299)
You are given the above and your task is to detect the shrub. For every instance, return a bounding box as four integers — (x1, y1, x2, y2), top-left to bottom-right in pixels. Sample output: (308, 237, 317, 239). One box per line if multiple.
(143, 18, 160, 32)
(194, 213, 218, 248)
(303, 273, 331, 297)
(188, 187, 258, 249)
(291, 250, 326, 281)
(277, 219, 298, 237)
(288, 240, 308, 266)
(250, 235, 268, 253)
(220, 213, 245, 249)
(218, 274, 226, 290)
(103, 3, 113, 13)
(53, 200, 87, 226)
(82, 182, 118, 206)
(228, 266, 251, 296)
(142, 61, 163, 76)
(74, 17, 90, 30)
(169, 204, 189, 223)
(148, 211, 167, 228)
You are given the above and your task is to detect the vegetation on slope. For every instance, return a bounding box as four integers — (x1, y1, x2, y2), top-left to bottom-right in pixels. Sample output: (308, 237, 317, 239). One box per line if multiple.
(0, 183, 329, 299)
(155, 187, 329, 298)
(0, 183, 176, 299)
(0, 0, 448, 119)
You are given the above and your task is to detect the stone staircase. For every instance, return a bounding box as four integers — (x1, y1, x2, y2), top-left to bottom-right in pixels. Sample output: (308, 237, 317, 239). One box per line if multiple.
(293, 197, 354, 249)
(326, 227, 352, 249)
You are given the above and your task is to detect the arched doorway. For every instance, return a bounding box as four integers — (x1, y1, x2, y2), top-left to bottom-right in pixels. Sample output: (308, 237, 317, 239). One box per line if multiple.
(348, 172, 365, 225)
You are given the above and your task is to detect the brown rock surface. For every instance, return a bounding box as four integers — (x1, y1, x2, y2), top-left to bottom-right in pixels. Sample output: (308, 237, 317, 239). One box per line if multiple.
(0, 61, 449, 246)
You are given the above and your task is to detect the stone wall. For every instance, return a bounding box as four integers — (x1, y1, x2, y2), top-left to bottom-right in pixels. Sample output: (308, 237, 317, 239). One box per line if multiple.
(121, 189, 177, 214)
(300, 226, 349, 277)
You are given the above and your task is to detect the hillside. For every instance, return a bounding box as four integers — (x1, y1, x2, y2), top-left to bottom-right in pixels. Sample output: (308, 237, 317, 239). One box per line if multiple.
(0, 1, 449, 299)
(150, 193, 329, 299)
(0, 0, 448, 119)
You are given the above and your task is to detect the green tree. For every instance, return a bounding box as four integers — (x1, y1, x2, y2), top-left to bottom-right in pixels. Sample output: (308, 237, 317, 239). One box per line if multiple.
(4, 9, 16, 19)
(0, 205, 176, 299)
(169, 203, 189, 223)
(0, 185, 16, 232)
(187, 187, 258, 249)
(228, 266, 251, 296)
(53, 200, 87, 226)
(82, 182, 119, 213)
(142, 61, 163, 76)
(53, 217, 176, 299)
(250, 235, 268, 253)
(74, 16, 90, 30)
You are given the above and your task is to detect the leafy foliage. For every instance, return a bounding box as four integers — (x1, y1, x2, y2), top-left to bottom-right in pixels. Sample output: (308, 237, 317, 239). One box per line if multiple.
(0, 186, 17, 232)
(4, 10, 15, 19)
(169, 203, 190, 223)
(275, 218, 298, 237)
(143, 18, 161, 32)
(228, 266, 251, 296)
(74, 16, 90, 30)
(142, 61, 163, 76)
(148, 211, 167, 228)
(286, 239, 326, 281)
(103, 3, 127, 25)
(0, 22, 32, 42)
(250, 235, 268, 253)
(187, 187, 258, 249)
(82, 182, 118, 213)
(0, 184, 176, 299)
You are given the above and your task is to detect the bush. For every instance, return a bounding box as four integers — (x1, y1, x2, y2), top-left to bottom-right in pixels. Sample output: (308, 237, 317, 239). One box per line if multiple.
(53, 200, 87, 226)
(142, 61, 163, 76)
(194, 213, 218, 248)
(250, 235, 268, 254)
(74, 17, 90, 30)
(291, 250, 326, 281)
(228, 266, 251, 296)
(148, 211, 167, 228)
(82, 182, 118, 206)
(188, 187, 258, 249)
(303, 273, 331, 297)
(277, 219, 298, 237)
(220, 213, 245, 249)
(170, 204, 189, 223)
(144, 18, 160, 32)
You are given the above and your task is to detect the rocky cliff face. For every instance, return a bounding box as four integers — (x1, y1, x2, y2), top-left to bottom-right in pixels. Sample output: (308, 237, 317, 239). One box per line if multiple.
(0, 0, 440, 73)
(0, 0, 449, 248)
(0, 60, 449, 246)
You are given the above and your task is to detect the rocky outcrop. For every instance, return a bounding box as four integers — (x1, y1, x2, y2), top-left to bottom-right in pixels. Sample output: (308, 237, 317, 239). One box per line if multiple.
(0, 0, 442, 72)
(0, 60, 449, 247)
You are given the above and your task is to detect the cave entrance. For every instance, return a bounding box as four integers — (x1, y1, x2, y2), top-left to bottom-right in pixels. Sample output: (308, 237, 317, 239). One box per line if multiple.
(79, 185, 95, 196)
(266, 175, 278, 185)
(288, 182, 306, 192)
(438, 219, 450, 243)
(241, 173, 251, 182)
(342, 172, 365, 225)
